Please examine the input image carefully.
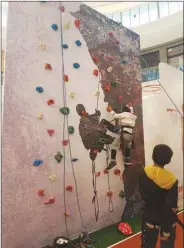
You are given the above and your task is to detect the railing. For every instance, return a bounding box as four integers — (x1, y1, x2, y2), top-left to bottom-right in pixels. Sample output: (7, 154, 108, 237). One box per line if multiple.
(141, 66, 160, 82)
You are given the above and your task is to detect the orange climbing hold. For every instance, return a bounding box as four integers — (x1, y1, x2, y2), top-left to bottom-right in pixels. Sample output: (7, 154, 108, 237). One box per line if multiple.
(47, 99, 55, 105)
(106, 191, 113, 197)
(64, 75, 69, 82)
(44, 197, 55, 204)
(114, 168, 121, 175)
(92, 56, 99, 64)
(74, 19, 80, 28)
(64, 212, 70, 217)
(81, 110, 87, 117)
(37, 189, 45, 196)
(104, 84, 111, 92)
(106, 105, 112, 112)
(45, 63, 52, 70)
(93, 69, 99, 77)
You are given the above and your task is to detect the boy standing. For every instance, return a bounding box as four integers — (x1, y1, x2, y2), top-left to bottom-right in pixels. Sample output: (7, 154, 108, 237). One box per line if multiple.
(139, 144, 178, 248)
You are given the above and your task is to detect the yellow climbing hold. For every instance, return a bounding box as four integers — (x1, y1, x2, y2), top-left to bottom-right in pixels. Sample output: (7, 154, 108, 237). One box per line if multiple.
(48, 174, 56, 182)
(107, 66, 113, 72)
(95, 91, 100, 97)
(38, 41, 47, 51)
(64, 22, 70, 29)
(69, 92, 75, 98)
(37, 113, 43, 120)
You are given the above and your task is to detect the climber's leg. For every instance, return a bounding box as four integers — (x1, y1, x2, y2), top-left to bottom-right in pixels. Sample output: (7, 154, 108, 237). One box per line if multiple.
(106, 135, 120, 170)
(122, 132, 134, 168)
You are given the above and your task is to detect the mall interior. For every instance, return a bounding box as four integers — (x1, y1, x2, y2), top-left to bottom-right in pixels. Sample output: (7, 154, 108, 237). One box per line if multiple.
(1, 1, 183, 248)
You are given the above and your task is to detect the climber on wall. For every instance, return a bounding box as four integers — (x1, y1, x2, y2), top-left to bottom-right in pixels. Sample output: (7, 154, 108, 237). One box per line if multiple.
(103, 104, 137, 170)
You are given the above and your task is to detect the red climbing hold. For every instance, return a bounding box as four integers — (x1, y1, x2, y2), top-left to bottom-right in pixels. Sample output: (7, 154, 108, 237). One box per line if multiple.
(45, 63, 52, 70)
(44, 197, 55, 204)
(118, 95, 123, 103)
(66, 185, 73, 192)
(81, 110, 87, 117)
(47, 99, 55, 105)
(92, 56, 99, 65)
(62, 140, 69, 146)
(74, 19, 80, 28)
(108, 31, 113, 36)
(93, 69, 99, 77)
(104, 169, 109, 175)
(95, 172, 101, 177)
(115, 40, 120, 45)
(114, 168, 121, 175)
(37, 189, 45, 196)
(47, 129, 55, 136)
(104, 84, 111, 92)
(64, 75, 69, 82)
(59, 6, 65, 12)
(118, 222, 133, 236)
(106, 191, 113, 197)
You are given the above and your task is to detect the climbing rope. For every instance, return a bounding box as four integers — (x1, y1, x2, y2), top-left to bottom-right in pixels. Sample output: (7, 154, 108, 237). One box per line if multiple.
(92, 161, 100, 221)
(59, 2, 86, 236)
(105, 145, 114, 213)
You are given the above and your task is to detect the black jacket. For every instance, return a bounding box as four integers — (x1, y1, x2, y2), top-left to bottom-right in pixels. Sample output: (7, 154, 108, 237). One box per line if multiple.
(139, 165, 178, 234)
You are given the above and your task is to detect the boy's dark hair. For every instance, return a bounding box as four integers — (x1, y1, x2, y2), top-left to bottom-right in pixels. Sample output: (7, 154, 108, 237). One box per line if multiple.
(152, 144, 173, 167)
(122, 105, 131, 113)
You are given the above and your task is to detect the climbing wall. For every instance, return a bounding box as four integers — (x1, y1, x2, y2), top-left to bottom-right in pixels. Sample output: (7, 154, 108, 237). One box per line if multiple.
(2, 2, 144, 248)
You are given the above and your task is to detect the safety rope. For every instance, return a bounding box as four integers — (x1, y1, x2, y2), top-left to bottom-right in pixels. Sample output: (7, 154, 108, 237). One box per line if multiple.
(92, 161, 100, 221)
(105, 145, 114, 213)
(59, 2, 86, 235)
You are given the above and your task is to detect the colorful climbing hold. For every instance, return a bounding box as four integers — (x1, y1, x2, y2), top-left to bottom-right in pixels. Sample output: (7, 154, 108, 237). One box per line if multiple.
(93, 69, 99, 77)
(68, 126, 75, 134)
(106, 191, 113, 197)
(81, 110, 87, 117)
(36, 86, 44, 93)
(47, 129, 55, 136)
(118, 222, 133, 236)
(38, 41, 47, 51)
(55, 152, 63, 163)
(108, 31, 113, 36)
(44, 197, 55, 204)
(71, 158, 78, 162)
(75, 40, 82, 46)
(95, 91, 100, 97)
(37, 113, 43, 120)
(60, 107, 70, 115)
(92, 56, 99, 65)
(111, 81, 117, 87)
(63, 75, 69, 82)
(37, 189, 45, 196)
(95, 172, 101, 177)
(64, 22, 70, 29)
(74, 19, 80, 28)
(45, 63, 52, 70)
(66, 185, 73, 192)
(121, 60, 128, 65)
(62, 140, 69, 146)
(62, 44, 68, 49)
(115, 40, 120, 45)
(104, 84, 111, 92)
(64, 212, 70, 217)
(73, 63, 80, 69)
(107, 66, 113, 73)
(104, 169, 109, 174)
(58, 5, 65, 12)
(33, 160, 43, 167)
(69, 92, 75, 98)
(47, 99, 55, 105)
(119, 190, 125, 199)
(118, 95, 123, 103)
(114, 168, 121, 175)
(48, 174, 56, 182)
(51, 24, 58, 31)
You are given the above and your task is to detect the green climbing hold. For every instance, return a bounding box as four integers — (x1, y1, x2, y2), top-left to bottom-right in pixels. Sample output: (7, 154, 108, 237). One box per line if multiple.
(55, 152, 63, 163)
(60, 107, 70, 115)
(119, 190, 125, 199)
(111, 81, 117, 87)
(68, 126, 75, 134)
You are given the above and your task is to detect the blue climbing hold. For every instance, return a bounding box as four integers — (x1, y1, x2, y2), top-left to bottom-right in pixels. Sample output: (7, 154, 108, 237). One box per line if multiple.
(75, 40, 82, 46)
(33, 160, 43, 166)
(51, 24, 58, 31)
(121, 60, 128, 65)
(73, 63, 80, 69)
(63, 44, 68, 49)
(36, 86, 44, 93)
(72, 158, 78, 162)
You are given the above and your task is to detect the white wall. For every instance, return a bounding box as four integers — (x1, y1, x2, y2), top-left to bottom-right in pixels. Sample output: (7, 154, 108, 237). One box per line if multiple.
(142, 63, 183, 208)
(133, 11, 183, 50)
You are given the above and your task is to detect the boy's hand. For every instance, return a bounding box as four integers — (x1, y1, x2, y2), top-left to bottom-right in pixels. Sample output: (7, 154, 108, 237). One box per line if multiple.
(106, 105, 112, 112)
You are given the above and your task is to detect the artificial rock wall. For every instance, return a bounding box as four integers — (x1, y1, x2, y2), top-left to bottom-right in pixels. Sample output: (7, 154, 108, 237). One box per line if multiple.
(2, 2, 144, 248)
